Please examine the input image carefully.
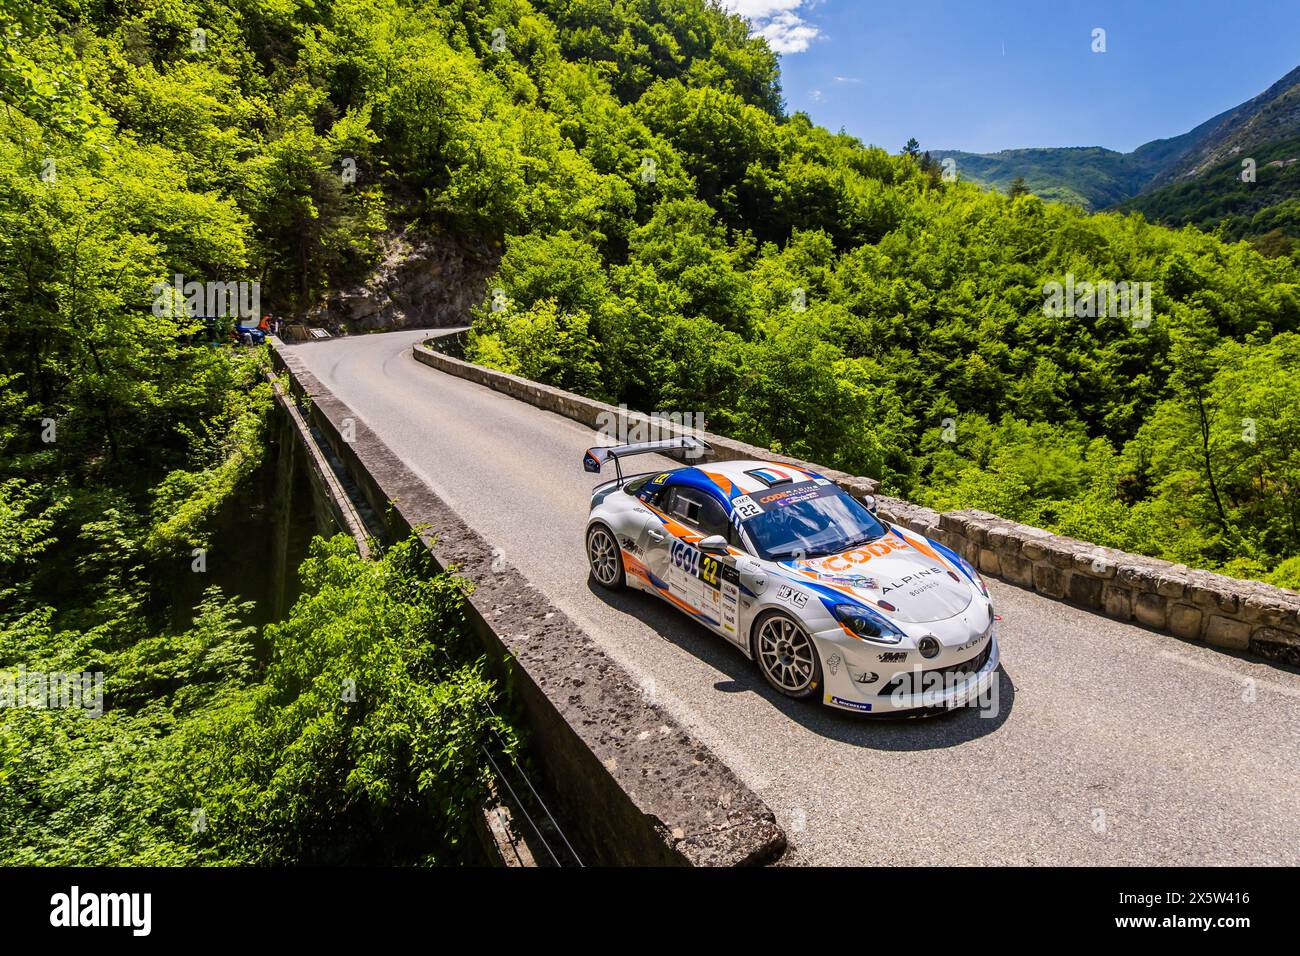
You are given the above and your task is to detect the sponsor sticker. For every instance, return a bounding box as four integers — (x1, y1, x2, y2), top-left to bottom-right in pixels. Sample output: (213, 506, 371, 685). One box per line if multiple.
(668, 539, 708, 615)
(721, 581, 739, 637)
(814, 535, 913, 572)
(732, 481, 844, 526)
(775, 584, 808, 609)
(830, 695, 872, 712)
(754, 480, 837, 512)
(818, 572, 878, 589)
(879, 566, 946, 596)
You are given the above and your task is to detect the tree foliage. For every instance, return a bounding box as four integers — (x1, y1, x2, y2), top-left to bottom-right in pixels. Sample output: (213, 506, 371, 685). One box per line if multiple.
(1, 536, 511, 864)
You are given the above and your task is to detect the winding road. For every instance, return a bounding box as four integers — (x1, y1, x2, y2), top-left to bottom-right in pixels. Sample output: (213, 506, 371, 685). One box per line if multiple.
(284, 328, 1300, 866)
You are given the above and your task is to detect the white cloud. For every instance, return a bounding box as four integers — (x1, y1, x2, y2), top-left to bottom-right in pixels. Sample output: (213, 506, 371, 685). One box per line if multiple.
(723, 0, 806, 17)
(719, 0, 820, 54)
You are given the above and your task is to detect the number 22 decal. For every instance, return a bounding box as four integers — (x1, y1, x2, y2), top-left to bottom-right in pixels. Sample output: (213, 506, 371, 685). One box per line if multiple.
(701, 555, 720, 587)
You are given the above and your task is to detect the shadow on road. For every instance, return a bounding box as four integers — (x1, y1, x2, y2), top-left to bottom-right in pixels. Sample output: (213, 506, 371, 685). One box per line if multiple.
(586, 577, 1015, 752)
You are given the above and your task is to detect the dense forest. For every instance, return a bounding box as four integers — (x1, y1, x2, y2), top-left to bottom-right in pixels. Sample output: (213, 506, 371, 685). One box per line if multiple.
(1, 0, 1299, 859)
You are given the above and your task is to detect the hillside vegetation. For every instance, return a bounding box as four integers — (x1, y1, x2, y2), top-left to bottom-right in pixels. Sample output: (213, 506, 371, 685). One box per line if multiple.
(935, 64, 1300, 254)
(1143, 65, 1300, 190)
(929, 107, 1232, 212)
(1118, 133, 1300, 256)
(930, 146, 1158, 209)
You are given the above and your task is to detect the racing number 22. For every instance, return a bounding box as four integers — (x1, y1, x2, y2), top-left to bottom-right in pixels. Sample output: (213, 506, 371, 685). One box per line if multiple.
(672, 540, 721, 590)
(701, 555, 720, 587)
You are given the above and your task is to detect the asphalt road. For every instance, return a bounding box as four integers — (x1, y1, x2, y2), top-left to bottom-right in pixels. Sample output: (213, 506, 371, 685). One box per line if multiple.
(286, 329, 1300, 866)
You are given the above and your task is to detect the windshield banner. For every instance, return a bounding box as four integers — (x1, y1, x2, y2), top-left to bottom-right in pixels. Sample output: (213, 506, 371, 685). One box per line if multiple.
(731, 479, 838, 520)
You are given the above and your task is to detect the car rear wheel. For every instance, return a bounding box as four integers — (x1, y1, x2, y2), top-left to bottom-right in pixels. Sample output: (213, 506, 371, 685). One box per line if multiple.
(586, 524, 625, 590)
(753, 612, 823, 700)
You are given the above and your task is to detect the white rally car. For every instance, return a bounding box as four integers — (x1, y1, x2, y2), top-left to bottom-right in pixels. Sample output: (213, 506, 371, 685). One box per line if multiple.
(583, 438, 1000, 714)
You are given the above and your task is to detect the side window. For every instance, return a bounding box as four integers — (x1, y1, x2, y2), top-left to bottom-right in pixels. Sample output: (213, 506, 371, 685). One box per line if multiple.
(665, 487, 700, 525)
(666, 486, 730, 540)
(696, 496, 731, 540)
(635, 471, 675, 506)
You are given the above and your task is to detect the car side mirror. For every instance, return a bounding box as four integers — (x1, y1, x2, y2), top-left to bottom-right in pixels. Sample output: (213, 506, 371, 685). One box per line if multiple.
(860, 495, 878, 514)
(698, 534, 729, 554)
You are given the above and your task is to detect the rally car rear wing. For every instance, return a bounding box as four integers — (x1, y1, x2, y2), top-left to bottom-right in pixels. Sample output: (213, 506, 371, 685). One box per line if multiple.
(583, 436, 712, 485)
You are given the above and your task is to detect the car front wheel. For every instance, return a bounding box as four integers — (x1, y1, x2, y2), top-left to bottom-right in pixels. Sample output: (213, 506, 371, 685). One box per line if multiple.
(752, 611, 823, 700)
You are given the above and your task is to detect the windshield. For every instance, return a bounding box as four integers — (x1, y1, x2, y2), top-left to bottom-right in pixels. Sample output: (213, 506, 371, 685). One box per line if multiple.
(742, 488, 887, 561)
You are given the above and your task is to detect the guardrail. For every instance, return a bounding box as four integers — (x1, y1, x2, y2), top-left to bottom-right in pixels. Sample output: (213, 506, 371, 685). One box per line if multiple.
(415, 330, 1300, 667)
(272, 340, 786, 866)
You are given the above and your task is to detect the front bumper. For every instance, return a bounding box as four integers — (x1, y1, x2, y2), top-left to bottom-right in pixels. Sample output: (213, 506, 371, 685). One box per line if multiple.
(818, 629, 1001, 715)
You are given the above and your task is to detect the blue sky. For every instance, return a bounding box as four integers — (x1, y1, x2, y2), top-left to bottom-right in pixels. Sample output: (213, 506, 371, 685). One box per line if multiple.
(722, 1, 1300, 154)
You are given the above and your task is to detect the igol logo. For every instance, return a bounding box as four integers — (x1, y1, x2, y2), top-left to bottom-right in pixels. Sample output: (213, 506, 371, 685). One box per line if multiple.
(918, 636, 941, 659)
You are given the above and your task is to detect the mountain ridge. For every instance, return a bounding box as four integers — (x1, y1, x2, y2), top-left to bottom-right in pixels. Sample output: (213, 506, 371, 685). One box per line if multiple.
(1146, 64, 1300, 188)
(932, 63, 1300, 219)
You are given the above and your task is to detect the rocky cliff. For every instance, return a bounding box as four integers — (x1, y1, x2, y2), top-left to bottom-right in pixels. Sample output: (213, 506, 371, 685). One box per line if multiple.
(306, 230, 500, 333)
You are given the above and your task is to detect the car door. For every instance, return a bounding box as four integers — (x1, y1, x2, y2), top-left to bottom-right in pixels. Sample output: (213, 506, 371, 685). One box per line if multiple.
(635, 483, 685, 594)
(644, 484, 746, 642)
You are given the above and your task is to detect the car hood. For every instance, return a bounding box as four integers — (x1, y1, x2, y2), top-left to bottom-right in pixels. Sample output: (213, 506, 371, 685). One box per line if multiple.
(787, 534, 975, 623)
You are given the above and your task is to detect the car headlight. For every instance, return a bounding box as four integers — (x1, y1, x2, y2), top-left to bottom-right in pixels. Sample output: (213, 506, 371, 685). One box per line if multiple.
(832, 602, 906, 644)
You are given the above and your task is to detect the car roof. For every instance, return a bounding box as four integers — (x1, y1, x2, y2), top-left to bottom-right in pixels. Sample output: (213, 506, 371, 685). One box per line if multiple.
(664, 460, 825, 502)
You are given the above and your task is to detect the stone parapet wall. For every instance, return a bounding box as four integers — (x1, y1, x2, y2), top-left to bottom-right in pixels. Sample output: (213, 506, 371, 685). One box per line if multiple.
(881, 500, 1300, 666)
